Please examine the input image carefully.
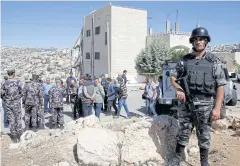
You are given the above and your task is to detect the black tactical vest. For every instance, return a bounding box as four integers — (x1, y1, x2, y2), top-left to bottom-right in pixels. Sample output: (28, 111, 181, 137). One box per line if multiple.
(183, 53, 216, 95)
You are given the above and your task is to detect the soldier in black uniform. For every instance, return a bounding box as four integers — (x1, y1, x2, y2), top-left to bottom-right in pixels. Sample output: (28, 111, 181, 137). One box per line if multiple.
(169, 27, 226, 166)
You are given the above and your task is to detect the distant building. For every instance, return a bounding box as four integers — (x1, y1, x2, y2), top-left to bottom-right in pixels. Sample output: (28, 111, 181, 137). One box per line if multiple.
(146, 31, 192, 49)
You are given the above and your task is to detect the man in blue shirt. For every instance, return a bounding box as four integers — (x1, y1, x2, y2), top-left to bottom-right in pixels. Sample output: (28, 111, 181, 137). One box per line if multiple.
(43, 77, 53, 113)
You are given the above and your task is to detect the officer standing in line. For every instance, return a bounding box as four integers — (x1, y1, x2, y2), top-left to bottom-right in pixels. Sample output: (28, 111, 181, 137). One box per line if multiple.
(169, 27, 226, 166)
(1, 69, 23, 143)
(49, 78, 66, 129)
(36, 75, 44, 129)
(22, 74, 43, 131)
(1, 76, 9, 128)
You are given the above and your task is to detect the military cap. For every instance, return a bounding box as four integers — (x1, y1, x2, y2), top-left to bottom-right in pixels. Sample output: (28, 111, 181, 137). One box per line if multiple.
(32, 74, 39, 81)
(7, 68, 15, 75)
(4, 76, 8, 80)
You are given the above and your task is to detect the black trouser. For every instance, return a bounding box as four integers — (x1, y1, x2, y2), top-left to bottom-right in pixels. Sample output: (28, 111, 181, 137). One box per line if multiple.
(73, 98, 83, 118)
(107, 97, 118, 115)
(102, 90, 108, 111)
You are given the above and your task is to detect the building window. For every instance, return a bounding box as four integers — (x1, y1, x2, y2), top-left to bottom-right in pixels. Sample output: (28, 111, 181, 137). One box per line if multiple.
(86, 30, 91, 37)
(86, 53, 90, 59)
(105, 32, 107, 45)
(95, 26, 100, 35)
(95, 52, 100, 60)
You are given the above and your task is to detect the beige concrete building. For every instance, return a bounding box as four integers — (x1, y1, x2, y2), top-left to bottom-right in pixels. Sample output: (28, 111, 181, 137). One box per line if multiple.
(72, 3, 147, 83)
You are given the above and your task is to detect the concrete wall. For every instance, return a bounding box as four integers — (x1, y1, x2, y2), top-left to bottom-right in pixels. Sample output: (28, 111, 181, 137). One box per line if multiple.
(82, 5, 111, 77)
(146, 32, 192, 50)
(110, 5, 147, 82)
(234, 52, 240, 65)
(169, 33, 191, 49)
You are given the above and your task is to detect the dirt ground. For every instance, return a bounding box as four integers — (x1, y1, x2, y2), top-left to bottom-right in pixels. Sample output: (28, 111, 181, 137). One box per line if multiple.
(188, 130, 240, 166)
(1, 127, 240, 166)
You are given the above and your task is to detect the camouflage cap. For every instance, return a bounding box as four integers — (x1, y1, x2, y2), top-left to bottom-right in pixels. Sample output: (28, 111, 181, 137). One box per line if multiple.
(4, 76, 8, 80)
(7, 68, 15, 75)
(32, 74, 39, 81)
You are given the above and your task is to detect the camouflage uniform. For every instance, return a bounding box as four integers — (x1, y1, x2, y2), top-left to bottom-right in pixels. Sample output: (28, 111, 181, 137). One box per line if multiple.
(22, 76, 43, 130)
(49, 84, 66, 128)
(1, 71, 23, 140)
(37, 83, 44, 128)
(170, 52, 226, 154)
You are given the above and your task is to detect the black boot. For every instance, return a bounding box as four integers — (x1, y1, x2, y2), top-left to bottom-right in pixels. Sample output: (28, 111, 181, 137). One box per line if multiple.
(52, 124, 57, 129)
(11, 135, 18, 143)
(200, 148, 209, 166)
(32, 126, 37, 132)
(176, 143, 186, 161)
(38, 123, 45, 130)
(25, 125, 29, 131)
(59, 124, 64, 130)
(17, 133, 22, 142)
(73, 113, 77, 120)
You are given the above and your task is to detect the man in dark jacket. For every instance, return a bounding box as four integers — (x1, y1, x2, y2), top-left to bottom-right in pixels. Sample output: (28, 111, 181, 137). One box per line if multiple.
(81, 77, 95, 117)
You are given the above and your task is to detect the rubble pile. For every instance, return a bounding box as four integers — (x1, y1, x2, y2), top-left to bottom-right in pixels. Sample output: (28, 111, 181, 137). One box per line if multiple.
(2, 114, 240, 166)
(1, 46, 75, 82)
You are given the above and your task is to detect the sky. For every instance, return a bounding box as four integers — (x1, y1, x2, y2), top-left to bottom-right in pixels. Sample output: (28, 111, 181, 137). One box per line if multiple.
(1, 1, 240, 48)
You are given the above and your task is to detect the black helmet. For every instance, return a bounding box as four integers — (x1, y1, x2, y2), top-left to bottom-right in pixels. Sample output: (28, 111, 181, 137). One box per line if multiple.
(189, 27, 211, 43)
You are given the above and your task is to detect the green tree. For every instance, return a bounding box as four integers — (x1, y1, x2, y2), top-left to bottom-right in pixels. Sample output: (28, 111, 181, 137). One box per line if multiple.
(170, 45, 190, 61)
(135, 37, 171, 76)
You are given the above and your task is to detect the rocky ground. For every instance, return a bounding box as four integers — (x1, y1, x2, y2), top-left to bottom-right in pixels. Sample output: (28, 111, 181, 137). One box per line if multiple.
(1, 87, 240, 166)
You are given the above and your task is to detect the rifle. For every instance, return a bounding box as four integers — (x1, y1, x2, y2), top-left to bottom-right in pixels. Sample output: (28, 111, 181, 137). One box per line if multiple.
(175, 76, 196, 110)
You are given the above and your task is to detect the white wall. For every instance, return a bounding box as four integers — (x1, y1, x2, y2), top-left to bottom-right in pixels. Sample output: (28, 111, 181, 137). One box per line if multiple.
(169, 33, 191, 49)
(235, 52, 240, 64)
(146, 32, 191, 50)
(82, 5, 111, 77)
(110, 6, 147, 82)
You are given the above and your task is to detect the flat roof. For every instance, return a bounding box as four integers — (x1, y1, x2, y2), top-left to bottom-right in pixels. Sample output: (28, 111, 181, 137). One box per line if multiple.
(86, 3, 146, 16)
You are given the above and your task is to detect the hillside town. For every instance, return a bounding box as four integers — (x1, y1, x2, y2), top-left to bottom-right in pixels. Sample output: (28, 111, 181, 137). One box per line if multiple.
(1, 42, 239, 83)
(1, 46, 74, 83)
(1, 2, 240, 166)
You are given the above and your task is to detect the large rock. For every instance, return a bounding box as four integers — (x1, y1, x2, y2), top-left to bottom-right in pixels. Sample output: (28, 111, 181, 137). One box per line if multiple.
(76, 115, 179, 166)
(148, 116, 179, 161)
(19, 130, 49, 150)
(121, 118, 162, 164)
(211, 119, 228, 131)
(77, 128, 120, 166)
(232, 118, 240, 130)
